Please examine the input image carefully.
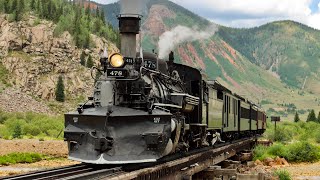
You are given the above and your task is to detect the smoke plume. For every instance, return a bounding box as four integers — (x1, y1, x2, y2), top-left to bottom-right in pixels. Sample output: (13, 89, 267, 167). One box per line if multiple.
(120, 0, 147, 15)
(158, 25, 218, 59)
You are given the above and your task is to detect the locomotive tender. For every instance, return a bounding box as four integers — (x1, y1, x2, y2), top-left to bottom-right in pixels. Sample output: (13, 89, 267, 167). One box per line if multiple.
(64, 13, 266, 164)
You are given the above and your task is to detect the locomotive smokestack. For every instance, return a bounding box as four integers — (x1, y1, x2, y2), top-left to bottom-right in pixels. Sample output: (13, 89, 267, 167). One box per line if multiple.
(118, 0, 143, 58)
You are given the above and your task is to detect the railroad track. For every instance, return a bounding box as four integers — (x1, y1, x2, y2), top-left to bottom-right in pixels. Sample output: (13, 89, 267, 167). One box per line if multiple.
(1, 137, 256, 180)
(1, 164, 123, 180)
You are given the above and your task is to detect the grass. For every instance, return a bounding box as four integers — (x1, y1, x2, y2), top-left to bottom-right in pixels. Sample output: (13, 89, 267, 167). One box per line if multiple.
(0, 153, 43, 165)
(0, 111, 64, 140)
(274, 169, 292, 180)
(254, 121, 320, 163)
(264, 121, 320, 143)
(253, 142, 320, 163)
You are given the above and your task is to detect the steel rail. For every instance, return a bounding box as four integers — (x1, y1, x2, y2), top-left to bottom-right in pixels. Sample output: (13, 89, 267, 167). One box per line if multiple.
(1, 137, 256, 180)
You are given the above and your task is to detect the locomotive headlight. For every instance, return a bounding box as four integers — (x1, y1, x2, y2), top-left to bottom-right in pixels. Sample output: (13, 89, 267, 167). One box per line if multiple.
(109, 53, 124, 68)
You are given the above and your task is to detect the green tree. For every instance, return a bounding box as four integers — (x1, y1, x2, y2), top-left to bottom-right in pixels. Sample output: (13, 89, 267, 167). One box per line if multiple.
(307, 109, 317, 122)
(18, 0, 24, 12)
(55, 75, 65, 102)
(11, 0, 17, 13)
(13, 0, 25, 21)
(3, 0, 10, 13)
(30, 0, 36, 10)
(294, 112, 300, 122)
(86, 55, 94, 68)
(317, 111, 320, 123)
(13, 124, 22, 139)
(80, 51, 86, 66)
(95, 7, 100, 18)
(100, 9, 105, 24)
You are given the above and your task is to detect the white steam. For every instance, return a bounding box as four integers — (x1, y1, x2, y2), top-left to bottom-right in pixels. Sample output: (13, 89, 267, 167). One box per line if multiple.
(120, 0, 147, 15)
(158, 25, 218, 59)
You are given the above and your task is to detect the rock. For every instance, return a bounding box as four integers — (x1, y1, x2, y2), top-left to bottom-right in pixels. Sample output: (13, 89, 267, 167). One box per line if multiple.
(0, 14, 118, 106)
(263, 157, 274, 166)
(246, 161, 255, 167)
(254, 159, 264, 166)
(280, 158, 289, 166)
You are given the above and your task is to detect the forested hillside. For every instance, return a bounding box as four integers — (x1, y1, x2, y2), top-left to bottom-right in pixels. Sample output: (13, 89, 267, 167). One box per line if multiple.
(101, 0, 320, 121)
(0, 0, 119, 48)
(218, 21, 320, 91)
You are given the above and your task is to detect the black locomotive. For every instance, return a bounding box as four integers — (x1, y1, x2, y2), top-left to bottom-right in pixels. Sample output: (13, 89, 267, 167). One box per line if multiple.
(63, 13, 266, 164)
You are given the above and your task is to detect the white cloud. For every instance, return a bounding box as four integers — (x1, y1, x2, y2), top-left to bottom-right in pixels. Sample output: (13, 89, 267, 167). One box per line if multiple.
(92, 0, 117, 4)
(171, 0, 320, 30)
(93, 0, 320, 29)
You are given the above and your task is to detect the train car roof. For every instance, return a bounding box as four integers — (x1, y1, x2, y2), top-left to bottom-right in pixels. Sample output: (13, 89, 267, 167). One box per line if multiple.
(207, 80, 232, 94)
(233, 93, 246, 101)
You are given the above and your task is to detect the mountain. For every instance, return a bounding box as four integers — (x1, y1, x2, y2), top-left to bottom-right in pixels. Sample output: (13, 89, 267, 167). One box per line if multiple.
(0, 0, 119, 114)
(101, 0, 320, 120)
(218, 21, 320, 93)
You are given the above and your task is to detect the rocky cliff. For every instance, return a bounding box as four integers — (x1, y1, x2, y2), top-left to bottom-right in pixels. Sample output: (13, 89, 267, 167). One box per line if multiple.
(0, 14, 118, 113)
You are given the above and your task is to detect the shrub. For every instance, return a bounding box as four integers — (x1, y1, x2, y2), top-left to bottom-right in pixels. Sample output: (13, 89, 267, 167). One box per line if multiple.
(23, 124, 41, 136)
(286, 142, 320, 162)
(12, 124, 22, 139)
(0, 126, 11, 139)
(0, 112, 63, 139)
(267, 143, 288, 158)
(86, 55, 94, 68)
(274, 169, 292, 180)
(273, 126, 294, 142)
(0, 111, 9, 124)
(253, 145, 272, 161)
(315, 130, 320, 143)
(0, 153, 43, 165)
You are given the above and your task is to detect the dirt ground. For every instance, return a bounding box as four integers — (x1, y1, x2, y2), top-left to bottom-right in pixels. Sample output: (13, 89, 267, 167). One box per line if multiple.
(0, 139, 68, 157)
(0, 139, 76, 177)
(0, 140, 320, 179)
(0, 159, 79, 177)
(284, 162, 320, 179)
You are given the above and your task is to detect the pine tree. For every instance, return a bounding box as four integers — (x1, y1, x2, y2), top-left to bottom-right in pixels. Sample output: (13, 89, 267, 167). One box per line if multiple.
(307, 109, 317, 122)
(14, 0, 25, 21)
(86, 55, 94, 68)
(3, 0, 9, 13)
(18, 0, 25, 12)
(55, 75, 65, 102)
(85, 5, 90, 16)
(36, 0, 40, 14)
(294, 112, 300, 122)
(13, 124, 22, 139)
(31, 0, 36, 10)
(100, 9, 105, 24)
(80, 51, 86, 66)
(317, 111, 320, 123)
(11, 0, 17, 13)
(84, 33, 90, 49)
(95, 7, 99, 18)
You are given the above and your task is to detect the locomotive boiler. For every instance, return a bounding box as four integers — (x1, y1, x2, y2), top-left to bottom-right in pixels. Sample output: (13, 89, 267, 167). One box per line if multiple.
(63, 11, 266, 164)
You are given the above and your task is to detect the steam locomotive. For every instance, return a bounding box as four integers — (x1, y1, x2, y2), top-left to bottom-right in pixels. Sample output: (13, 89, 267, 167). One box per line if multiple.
(63, 14, 266, 164)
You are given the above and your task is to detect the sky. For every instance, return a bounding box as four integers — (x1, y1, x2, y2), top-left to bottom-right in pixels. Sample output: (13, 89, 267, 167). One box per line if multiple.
(92, 0, 320, 29)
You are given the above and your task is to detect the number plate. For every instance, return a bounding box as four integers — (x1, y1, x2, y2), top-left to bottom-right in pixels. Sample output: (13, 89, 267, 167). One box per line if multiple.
(144, 59, 157, 70)
(124, 57, 134, 65)
(107, 69, 127, 78)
